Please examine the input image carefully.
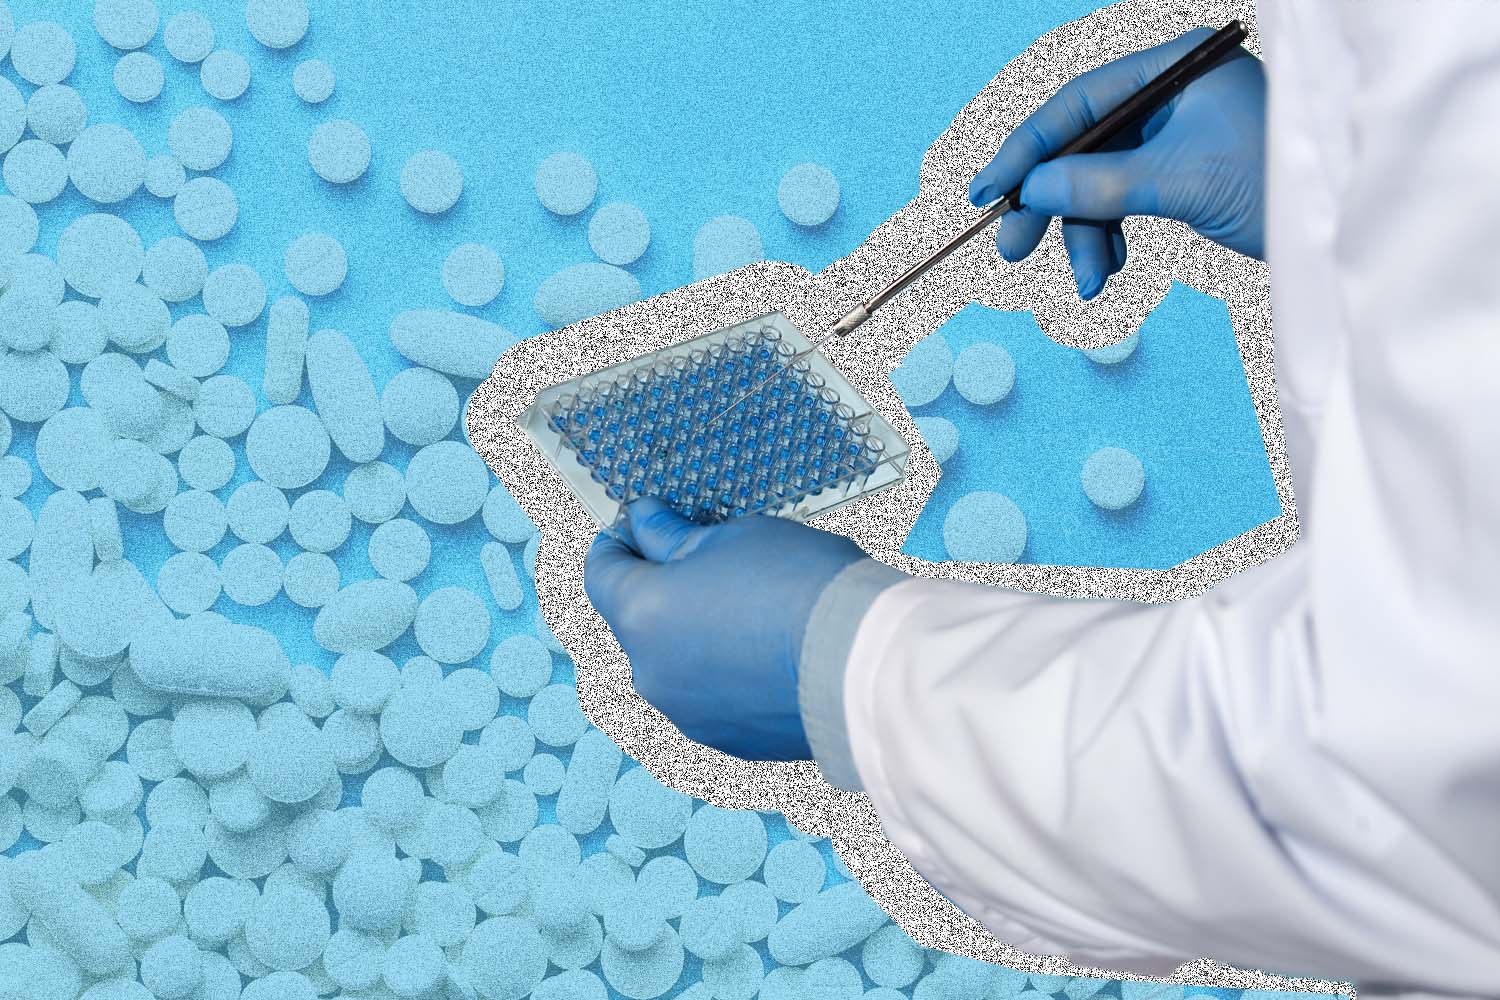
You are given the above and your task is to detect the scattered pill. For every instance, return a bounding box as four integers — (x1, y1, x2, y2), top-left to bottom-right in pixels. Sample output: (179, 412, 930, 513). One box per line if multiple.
(720, 878, 778, 943)
(343, 460, 405, 523)
(684, 804, 767, 884)
(692, 215, 763, 280)
(168, 106, 233, 172)
(163, 10, 212, 62)
(163, 489, 228, 552)
(379, 679, 462, 768)
(914, 415, 959, 465)
(4, 138, 68, 203)
(600, 924, 684, 1000)
(953, 341, 1015, 405)
(943, 491, 1027, 563)
(221, 542, 283, 605)
(308, 119, 370, 184)
(202, 263, 267, 327)
(56, 213, 143, 299)
(778, 163, 840, 226)
(387, 308, 513, 379)
(195, 374, 257, 438)
(174, 176, 238, 240)
(527, 683, 588, 747)
(535, 152, 596, 215)
(441, 243, 504, 307)
(305, 327, 384, 462)
(26, 84, 87, 145)
(227, 480, 290, 543)
(244, 883, 330, 971)
(200, 49, 251, 101)
(534, 262, 641, 327)
(114, 51, 164, 103)
(166, 314, 228, 376)
(891, 333, 953, 406)
(607, 764, 693, 850)
(67, 124, 146, 204)
(368, 518, 429, 582)
(1082, 446, 1146, 510)
(315, 578, 417, 653)
(588, 201, 650, 266)
(480, 541, 522, 610)
(763, 839, 826, 902)
(523, 753, 565, 797)
(1085, 330, 1140, 364)
(400, 150, 463, 214)
(405, 440, 490, 525)
(281, 232, 346, 297)
(129, 613, 290, 699)
(10, 21, 76, 86)
(767, 881, 887, 965)
(94, 0, 158, 51)
(288, 489, 351, 552)
(246, 406, 330, 490)
(292, 59, 333, 103)
(283, 551, 339, 608)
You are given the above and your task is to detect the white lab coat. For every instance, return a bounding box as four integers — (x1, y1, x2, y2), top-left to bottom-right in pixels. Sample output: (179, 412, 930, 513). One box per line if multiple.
(825, 3, 1500, 993)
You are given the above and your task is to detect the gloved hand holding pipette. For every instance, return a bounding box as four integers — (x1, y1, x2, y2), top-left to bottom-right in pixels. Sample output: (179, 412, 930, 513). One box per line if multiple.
(970, 25, 1266, 299)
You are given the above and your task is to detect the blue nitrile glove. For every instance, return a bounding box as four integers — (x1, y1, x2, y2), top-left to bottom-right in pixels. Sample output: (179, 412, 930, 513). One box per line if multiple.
(584, 498, 869, 762)
(968, 26, 1267, 299)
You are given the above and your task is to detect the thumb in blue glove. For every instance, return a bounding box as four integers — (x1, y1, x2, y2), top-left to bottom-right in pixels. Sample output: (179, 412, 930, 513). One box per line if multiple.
(968, 26, 1266, 299)
(584, 498, 869, 761)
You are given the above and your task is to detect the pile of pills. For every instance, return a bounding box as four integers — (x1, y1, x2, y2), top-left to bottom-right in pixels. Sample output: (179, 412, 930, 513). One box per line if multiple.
(539, 322, 897, 525)
(0, 4, 1242, 1000)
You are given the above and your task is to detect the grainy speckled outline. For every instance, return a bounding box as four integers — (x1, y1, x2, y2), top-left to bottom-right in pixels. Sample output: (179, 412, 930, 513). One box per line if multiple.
(467, 1, 1350, 994)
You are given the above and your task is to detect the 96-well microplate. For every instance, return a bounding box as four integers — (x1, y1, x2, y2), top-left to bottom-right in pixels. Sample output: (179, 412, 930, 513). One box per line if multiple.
(521, 312, 909, 528)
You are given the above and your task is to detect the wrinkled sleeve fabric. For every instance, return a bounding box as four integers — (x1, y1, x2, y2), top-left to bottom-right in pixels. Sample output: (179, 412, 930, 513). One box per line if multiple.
(799, 3, 1500, 992)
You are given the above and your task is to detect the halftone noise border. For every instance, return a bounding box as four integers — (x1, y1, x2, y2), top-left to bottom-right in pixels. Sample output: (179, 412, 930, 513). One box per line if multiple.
(468, 0, 1336, 994)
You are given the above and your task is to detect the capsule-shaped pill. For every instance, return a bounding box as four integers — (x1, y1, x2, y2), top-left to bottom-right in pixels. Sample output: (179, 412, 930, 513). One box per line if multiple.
(388, 309, 514, 379)
(8, 850, 133, 977)
(305, 327, 384, 463)
(479, 542, 522, 611)
(766, 882, 888, 965)
(313, 579, 418, 653)
(129, 612, 292, 699)
(29, 490, 95, 631)
(554, 728, 622, 836)
(263, 295, 310, 405)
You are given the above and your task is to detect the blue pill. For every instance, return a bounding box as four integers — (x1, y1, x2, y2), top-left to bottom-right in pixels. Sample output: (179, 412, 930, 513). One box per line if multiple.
(93, 0, 158, 51)
(405, 440, 490, 525)
(683, 804, 767, 884)
(1084, 330, 1140, 365)
(534, 262, 641, 328)
(283, 232, 346, 297)
(942, 491, 1027, 563)
(368, 518, 430, 582)
(1081, 446, 1145, 511)
(344, 461, 406, 524)
(381, 366, 459, 447)
(607, 764, 693, 850)
(463, 917, 548, 999)
(167, 314, 229, 378)
(680, 895, 740, 962)
(400, 149, 463, 214)
(490, 634, 552, 698)
(10, 21, 76, 87)
(315, 579, 418, 652)
(4, 138, 68, 203)
(766, 881, 887, 965)
(306, 328, 385, 463)
(145, 156, 185, 199)
(221, 543, 283, 605)
(388, 307, 515, 379)
(861, 924, 925, 989)
(635, 856, 699, 920)
(67, 124, 146, 204)
(533, 969, 609, 1000)
(25, 84, 87, 145)
(200, 49, 251, 101)
(246, 406, 331, 490)
(113, 50, 163, 103)
(163, 10, 213, 62)
(599, 927, 684, 1000)
(778, 163, 840, 227)
(246, 0, 309, 49)
(168, 106, 233, 173)
(554, 728, 622, 835)
(283, 551, 339, 608)
(164, 489, 228, 552)
(482, 484, 536, 544)
(588, 202, 651, 266)
(307, 119, 370, 184)
(692, 215, 762, 280)
(292, 59, 334, 103)
(763, 839, 825, 903)
(535, 152, 596, 216)
(890, 333, 953, 407)
(953, 342, 1015, 405)
(56, 213, 144, 298)
(203, 263, 266, 328)
(0, 196, 38, 256)
(413, 585, 490, 664)
(173, 176, 238, 240)
(527, 683, 589, 747)
(914, 415, 959, 465)
(442, 242, 505, 307)
(145, 237, 209, 304)
(288, 489, 352, 553)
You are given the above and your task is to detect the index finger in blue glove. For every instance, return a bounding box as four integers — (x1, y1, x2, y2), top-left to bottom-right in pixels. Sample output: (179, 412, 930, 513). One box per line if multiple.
(966, 26, 1217, 208)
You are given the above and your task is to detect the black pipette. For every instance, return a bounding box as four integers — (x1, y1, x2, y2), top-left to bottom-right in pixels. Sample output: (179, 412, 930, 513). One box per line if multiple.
(697, 19, 1247, 433)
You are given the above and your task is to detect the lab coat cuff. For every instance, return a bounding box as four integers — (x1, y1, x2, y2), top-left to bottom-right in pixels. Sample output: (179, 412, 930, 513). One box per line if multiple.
(798, 558, 910, 793)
